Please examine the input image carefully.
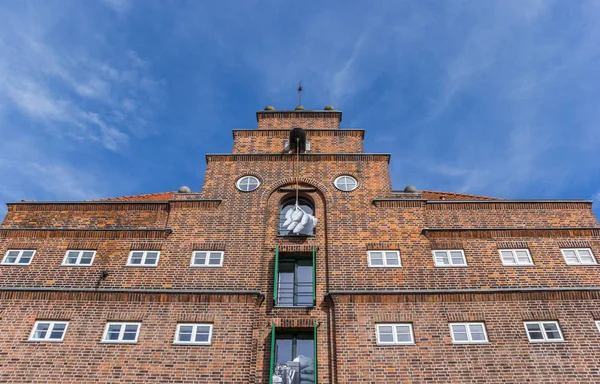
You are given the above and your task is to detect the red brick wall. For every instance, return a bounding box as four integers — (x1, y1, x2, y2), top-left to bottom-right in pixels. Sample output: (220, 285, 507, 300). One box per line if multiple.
(2, 203, 169, 229)
(0, 291, 257, 383)
(257, 111, 341, 129)
(232, 129, 364, 154)
(332, 293, 600, 383)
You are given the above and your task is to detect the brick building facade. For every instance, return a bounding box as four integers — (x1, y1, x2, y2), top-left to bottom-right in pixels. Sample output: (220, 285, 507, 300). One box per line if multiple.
(1, 108, 600, 383)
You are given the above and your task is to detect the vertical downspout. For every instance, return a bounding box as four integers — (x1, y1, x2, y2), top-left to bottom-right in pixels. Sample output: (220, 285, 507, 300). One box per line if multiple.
(269, 321, 276, 384)
(314, 321, 318, 384)
(273, 245, 279, 305)
(312, 246, 316, 307)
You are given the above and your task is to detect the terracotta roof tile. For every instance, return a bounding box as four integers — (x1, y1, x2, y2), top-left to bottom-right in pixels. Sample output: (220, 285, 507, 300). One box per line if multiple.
(420, 190, 501, 201)
(90, 191, 176, 202)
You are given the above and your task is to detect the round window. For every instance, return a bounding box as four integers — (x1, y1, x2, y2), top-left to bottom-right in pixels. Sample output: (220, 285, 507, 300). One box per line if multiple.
(334, 175, 358, 191)
(236, 176, 260, 192)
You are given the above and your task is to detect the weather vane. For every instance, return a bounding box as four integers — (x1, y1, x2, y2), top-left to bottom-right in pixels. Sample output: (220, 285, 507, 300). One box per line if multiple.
(297, 81, 303, 106)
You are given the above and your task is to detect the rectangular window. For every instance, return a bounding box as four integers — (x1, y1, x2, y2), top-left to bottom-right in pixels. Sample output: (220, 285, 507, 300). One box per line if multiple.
(433, 250, 467, 267)
(376, 323, 414, 345)
(62, 250, 96, 266)
(29, 321, 69, 342)
(368, 251, 401, 267)
(277, 257, 314, 307)
(126, 251, 160, 267)
(174, 323, 213, 345)
(190, 251, 224, 267)
(2, 250, 35, 265)
(561, 248, 597, 265)
(449, 322, 488, 344)
(101, 322, 141, 343)
(274, 332, 315, 383)
(499, 249, 533, 266)
(596, 320, 600, 333)
(524, 321, 564, 342)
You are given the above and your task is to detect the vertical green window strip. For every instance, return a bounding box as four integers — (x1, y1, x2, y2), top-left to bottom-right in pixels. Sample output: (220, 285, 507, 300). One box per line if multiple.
(269, 321, 275, 384)
(312, 246, 316, 306)
(314, 321, 318, 384)
(273, 246, 279, 305)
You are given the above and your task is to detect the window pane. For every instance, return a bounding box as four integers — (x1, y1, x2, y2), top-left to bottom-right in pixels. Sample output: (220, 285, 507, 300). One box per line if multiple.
(5, 255, 18, 263)
(178, 326, 193, 342)
(526, 323, 544, 340)
(543, 323, 561, 339)
(194, 332, 209, 342)
(396, 326, 412, 342)
(194, 253, 207, 265)
(34, 323, 50, 339)
(130, 252, 143, 264)
(49, 329, 65, 339)
(378, 326, 394, 342)
(579, 250, 595, 263)
(385, 252, 400, 265)
(450, 251, 464, 264)
(370, 252, 384, 266)
(275, 338, 293, 365)
(453, 332, 468, 341)
(19, 256, 32, 264)
(296, 338, 314, 359)
(22, 251, 34, 257)
(528, 331, 544, 340)
(7, 250, 19, 256)
(208, 253, 222, 265)
(66, 251, 79, 264)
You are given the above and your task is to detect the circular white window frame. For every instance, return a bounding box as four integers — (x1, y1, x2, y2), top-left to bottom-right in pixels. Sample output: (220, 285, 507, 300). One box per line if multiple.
(235, 176, 260, 192)
(334, 175, 358, 192)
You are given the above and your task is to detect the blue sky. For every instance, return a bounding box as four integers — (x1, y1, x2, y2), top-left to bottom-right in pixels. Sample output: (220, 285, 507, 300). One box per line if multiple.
(1, 0, 600, 221)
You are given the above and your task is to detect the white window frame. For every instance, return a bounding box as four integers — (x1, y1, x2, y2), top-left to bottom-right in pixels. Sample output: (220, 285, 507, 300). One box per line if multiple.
(235, 176, 260, 192)
(375, 323, 414, 345)
(126, 250, 160, 267)
(1, 249, 36, 265)
(595, 320, 600, 333)
(173, 323, 214, 345)
(498, 249, 534, 266)
(190, 251, 224, 267)
(367, 250, 401, 268)
(101, 322, 141, 344)
(524, 321, 564, 343)
(449, 322, 489, 344)
(61, 250, 97, 266)
(561, 248, 597, 265)
(432, 250, 467, 267)
(333, 175, 358, 192)
(28, 321, 69, 342)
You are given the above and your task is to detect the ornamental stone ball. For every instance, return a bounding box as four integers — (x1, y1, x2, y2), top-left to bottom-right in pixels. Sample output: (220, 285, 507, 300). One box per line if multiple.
(264, 105, 275, 111)
(324, 105, 335, 110)
(178, 186, 192, 193)
(295, 105, 305, 111)
(404, 185, 417, 193)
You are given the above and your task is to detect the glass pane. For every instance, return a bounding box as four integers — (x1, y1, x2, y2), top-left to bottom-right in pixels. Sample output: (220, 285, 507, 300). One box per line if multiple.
(194, 332, 209, 342)
(543, 323, 561, 339)
(22, 251, 34, 257)
(34, 323, 50, 339)
(529, 331, 544, 340)
(277, 269, 294, 306)
(453, 332, 468, 341)
(194, 253, 207, 265)
(378, 326, 394, 342)
(276, 338, 293, 365)
(7, 250, 19, 256)
(435, 252, 449, 265)
(450, 251, 464, 264)
(296, 338, 314, 359)
(579, 250, 595, 263)
(297, 261, 314, 306)
(106, 324, 121, 340)
(208, 253, 222, 265)
(5, 255, 18, 263)
(396, 326, 412, 342)
(49, 330, 64, 339)
(66, 251, 79, 264)
(178, 333, 192, 342)
(385, 252, 400, 265)
(19, 256, 32, 264)
(500, 251, 516, 264)
(545, 330, 561, 340)
(130, 252, 143, 264)
(145, 253, 158, 264)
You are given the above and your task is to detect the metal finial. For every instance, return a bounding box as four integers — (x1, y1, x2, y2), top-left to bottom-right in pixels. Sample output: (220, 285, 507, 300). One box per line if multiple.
(297, 81, 303, 107)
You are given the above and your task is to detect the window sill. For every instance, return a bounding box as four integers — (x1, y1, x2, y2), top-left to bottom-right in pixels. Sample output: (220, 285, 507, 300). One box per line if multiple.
(99, 341, 138, 344)
(527, 340, 567, 343)
(173, 342, 212, 346)
(451, 341, 491, 345)
(277, 235, 316, 238)
(274, 305, 316, 309)
(125, 265, 158, 268)
(376, 342, 415, 346)
(26, 339, 64, 343)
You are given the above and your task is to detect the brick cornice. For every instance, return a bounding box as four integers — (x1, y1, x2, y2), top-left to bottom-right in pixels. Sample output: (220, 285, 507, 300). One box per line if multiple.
(6, 202, 169, 212)
(426, 201, 592, 210)
(422, 227, 600, 239)
(0, 288, 262, 304)
(0, 228, 172, 239)
(256, 110, 342, 122)
(372, 199, 426, 208)
(328, 288, 600, 303)
(233, 129, 364, 138)
(206, 153, 390, 163)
